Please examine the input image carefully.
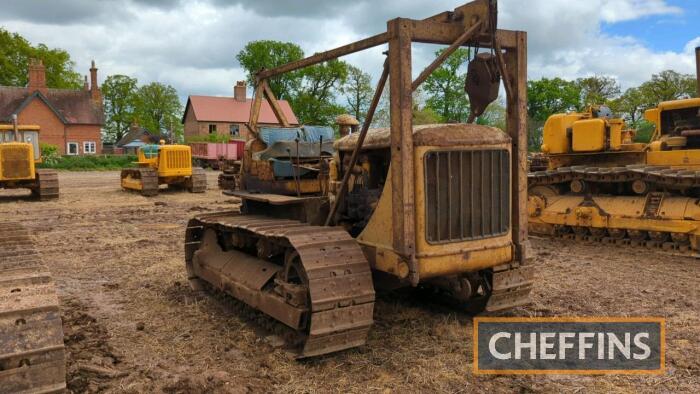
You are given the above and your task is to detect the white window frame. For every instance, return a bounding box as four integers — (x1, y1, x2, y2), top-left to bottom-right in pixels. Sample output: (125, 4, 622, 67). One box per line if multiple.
(67, 142, 79, 156)
(209, 124, 217, 134)
(83, 141, 97, 155)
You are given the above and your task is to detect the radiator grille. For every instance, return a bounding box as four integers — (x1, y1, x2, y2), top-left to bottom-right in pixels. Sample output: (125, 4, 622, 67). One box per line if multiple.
(424, 149, 510, 243)
(1, 146, 32, 179)
(166, 150, 190, 170)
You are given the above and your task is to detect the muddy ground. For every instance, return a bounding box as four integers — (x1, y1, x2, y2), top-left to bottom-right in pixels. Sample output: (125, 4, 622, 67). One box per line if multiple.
(1, 170, 698, 393)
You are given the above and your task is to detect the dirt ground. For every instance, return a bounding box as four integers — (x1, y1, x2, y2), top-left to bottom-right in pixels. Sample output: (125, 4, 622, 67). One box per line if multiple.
(1, 170, 698, 393)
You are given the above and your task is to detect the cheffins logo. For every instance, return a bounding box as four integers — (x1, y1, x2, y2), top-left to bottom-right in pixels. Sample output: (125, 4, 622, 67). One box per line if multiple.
(473, 317, 665, 375)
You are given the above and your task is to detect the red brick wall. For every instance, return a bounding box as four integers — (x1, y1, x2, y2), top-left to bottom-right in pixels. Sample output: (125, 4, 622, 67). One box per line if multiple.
(16, 98, 102, 155)
(66, 124, 102, 154)
(183, 105, 200, 140)
(17, 99, 66, 153)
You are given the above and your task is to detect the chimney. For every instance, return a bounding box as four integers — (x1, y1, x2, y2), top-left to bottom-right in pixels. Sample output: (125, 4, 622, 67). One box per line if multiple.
(27, 58, 47, 95)
(696, 47, 700, 98)
(234, 81, 247, 102)
(84, 75, 89, 90)
(90, 60, 101, 102)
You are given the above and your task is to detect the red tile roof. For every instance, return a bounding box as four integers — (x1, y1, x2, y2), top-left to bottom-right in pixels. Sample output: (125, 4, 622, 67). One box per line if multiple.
(0, 86, 104, 125)
(184, 96, 299, 125)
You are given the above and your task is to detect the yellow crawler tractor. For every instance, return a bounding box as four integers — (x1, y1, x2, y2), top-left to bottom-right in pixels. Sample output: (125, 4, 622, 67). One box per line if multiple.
(185, 0, 533, 358)
(0, 119, 59, 200)
(121, 143, 206, 196)
(529, 46, 700, 253)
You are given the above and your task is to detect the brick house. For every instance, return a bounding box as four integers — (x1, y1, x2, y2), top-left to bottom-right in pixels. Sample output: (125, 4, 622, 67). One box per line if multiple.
(0, 59, 104, 155)
(182, 81, 298, 141)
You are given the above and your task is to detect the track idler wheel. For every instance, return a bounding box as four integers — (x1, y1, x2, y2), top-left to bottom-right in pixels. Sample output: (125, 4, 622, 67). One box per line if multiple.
(671, 233, 690, 245)
(649, 231, 669, 242)
(570, 179, 587, 194)
(573, 226, 589, 236)
(607, 228, 627, 239)
(632, 180, 650, 195)
(628, 230, 648, 241)
(553, 225, 572, 235)
(589, 228, 606, 237)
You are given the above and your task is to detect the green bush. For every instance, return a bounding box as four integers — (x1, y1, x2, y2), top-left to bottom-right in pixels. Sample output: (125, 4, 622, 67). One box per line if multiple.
(37, 154, 138, 171)
(39, 143, 60, 166)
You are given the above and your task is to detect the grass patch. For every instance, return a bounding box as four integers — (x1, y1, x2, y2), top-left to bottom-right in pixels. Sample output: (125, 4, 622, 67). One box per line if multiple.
(38, 155, 138, 171)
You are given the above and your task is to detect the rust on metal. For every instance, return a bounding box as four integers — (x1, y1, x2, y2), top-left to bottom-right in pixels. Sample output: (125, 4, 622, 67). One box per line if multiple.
(262, 80, 291, 128)
(256, 33, 390, 81)
(411, 20, 483, 91)
(185, 213, 375, 358)
(0, 221, 66, 393)
(325, 60, 389, 226)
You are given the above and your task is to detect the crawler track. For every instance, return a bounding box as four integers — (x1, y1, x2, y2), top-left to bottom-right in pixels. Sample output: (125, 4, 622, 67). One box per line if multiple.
(185, 213, 375, 358)
(0, 221, 66, 393)
(33, 169, 59, 201)
(529, 164, 700, 191)
(530, 223, 696, 255)
(187, 168, 207, 193)
(121, 168, 158, 196)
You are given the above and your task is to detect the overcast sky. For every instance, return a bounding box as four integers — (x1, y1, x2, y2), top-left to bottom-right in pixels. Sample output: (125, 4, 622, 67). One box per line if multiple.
(1, 0, 698, 102)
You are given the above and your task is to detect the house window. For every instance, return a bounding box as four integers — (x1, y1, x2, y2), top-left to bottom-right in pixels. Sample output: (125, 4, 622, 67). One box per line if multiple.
(67, 142, 79, 156)
(83, 141, 97, 154)
(230, 124, 240, 137)
(208, 124, 217, 134)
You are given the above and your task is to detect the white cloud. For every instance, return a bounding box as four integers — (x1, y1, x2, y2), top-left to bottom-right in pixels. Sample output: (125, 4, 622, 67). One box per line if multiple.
(0, 0, 695, 102)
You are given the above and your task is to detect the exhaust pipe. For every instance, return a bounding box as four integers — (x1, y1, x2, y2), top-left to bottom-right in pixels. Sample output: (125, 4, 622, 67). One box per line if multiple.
(12, 114, 18, 142)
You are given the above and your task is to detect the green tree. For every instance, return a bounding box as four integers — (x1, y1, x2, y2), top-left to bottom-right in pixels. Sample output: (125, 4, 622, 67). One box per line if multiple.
(576, 75, 621, 107)
(423, 48, 471, 122)
(609, 87, 646, 125)
(102, 75, 139, 143)
(342, 65, 373, 124)
(292, 59, 349, 125)
(477, 101, 507, 131)
(0, 28, 81, 89)
(527, 77, 582, 121)
(135, 82, 183, 142)
(639, 70, 697, 104)
(236, 40, 304, 100)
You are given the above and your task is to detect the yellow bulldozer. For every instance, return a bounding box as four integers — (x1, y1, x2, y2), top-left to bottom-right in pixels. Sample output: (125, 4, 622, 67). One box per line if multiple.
(121, 143, 206, 196)
(185, 0, 533, 358)
(529, 46, 700, 254)
(0, 118, 59, 200)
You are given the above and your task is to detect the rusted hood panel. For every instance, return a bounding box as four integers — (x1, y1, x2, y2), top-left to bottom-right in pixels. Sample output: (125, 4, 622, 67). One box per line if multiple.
(334, 123, 510, 151)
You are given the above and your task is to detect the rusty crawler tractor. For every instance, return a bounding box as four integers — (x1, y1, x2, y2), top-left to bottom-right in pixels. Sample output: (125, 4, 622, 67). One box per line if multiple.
(0, 119, 59, 200)
(121, 143, 206, 196)
(0, 221, 66, 392)
(529, 47, 700, 254)
(186, 0, 533, 358)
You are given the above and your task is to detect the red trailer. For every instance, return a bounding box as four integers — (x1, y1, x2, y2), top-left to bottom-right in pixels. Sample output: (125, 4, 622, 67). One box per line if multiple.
(189, 140, 245, 169)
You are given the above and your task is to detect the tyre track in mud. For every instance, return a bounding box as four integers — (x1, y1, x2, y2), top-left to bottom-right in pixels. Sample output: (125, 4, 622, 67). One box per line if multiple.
(0, 171, 698, 393)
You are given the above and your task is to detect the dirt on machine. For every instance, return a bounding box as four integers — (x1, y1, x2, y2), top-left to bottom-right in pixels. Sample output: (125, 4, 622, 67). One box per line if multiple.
(529, 46, 700, 255)
(0, 118, 59, 200)
(120, 142, 207, 196)
(185, 0, 533, 358)
(0, 221, 66, 393)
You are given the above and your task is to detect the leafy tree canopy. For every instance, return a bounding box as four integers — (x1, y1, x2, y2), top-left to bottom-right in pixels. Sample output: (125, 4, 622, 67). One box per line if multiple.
(0, 27, 82, 89)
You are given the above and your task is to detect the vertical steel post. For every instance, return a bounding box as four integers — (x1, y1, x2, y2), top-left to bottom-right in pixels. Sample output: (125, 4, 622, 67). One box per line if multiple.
(504, 31, 529, 264)
(695, 46, 700, 97)
(388, 18, 418, 285)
